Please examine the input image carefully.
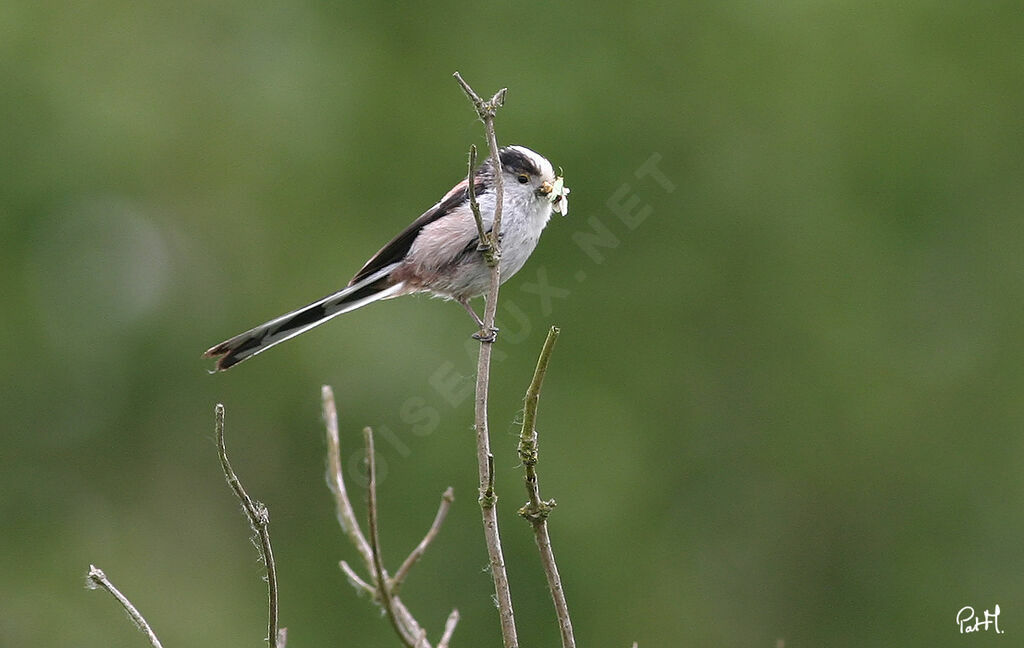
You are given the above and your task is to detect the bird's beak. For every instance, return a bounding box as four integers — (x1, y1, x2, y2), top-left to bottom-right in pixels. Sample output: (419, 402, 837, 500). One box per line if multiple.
(538, 180, 554, 197)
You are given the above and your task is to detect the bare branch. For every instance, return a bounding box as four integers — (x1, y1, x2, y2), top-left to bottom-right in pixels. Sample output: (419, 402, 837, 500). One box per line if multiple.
(453, 71, 507, 331)
(216, 404, 286, 648)
(466, 144, 495, 264)
(339, 560, 376, 596)
(437, 609, 461, 648)
(517, 327, 576, 648)
(86, 565, 164, 648)
(519, 327, 560, 479)
(323, 387, 456, 648)
(392, 487, 455, 593)
(453, 72, 507, 122)
(322, 385, 376, 575)
(453, 70, 519, 648)
(392, 602, 428, 647)
(363, 426, 417, 648)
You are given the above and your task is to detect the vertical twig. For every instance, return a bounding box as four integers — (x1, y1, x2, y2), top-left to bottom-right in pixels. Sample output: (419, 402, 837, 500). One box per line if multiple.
(518, 327, 575, 648)
(86, 565, 164, 648)
(364, 426, 417, 648)
(216, 404, 286, 648)
(466, 144, 495, 264)
(453, 70, 519, 648)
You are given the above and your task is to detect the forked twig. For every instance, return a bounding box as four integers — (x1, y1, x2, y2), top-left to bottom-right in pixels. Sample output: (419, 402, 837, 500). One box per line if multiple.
(322, 386, 459, 648)
(452, 74, 507, 238)
(453, 70, 519, 648)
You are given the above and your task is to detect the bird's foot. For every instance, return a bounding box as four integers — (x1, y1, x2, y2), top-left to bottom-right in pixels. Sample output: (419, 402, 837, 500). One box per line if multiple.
(472, 326, 499, 343)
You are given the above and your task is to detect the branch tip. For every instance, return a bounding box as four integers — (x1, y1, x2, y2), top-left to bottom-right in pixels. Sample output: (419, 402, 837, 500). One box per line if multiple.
(216, 404, 281, 647)
(438, 609, 460, 648)
(392, 485, 456, 593)
(85, 564, 165, 648)
(364, 427, 419, 648)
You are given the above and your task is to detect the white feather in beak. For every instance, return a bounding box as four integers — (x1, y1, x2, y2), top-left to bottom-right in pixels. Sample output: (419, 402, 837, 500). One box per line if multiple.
(549, 176, 570, 216)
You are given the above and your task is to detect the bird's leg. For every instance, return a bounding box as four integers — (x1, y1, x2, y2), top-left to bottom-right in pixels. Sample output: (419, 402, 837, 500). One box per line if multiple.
(459, 299, 498, 343)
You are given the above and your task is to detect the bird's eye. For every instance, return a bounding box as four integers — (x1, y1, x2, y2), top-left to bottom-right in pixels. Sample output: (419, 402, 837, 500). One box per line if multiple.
(516, 173, 530, 184)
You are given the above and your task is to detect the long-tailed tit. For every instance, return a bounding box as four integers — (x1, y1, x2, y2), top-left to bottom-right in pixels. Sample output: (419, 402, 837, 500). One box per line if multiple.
(204, 145, 569, 371)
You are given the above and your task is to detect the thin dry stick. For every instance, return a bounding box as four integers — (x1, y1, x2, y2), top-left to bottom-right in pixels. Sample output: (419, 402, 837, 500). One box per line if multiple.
(363, 426, 417, 648)
(86, 565, 164, 648)
(453, 70, 519, 648)
(438, 610, 461, 648)
(518, 327, 575, 648)
(339, 560, 375, 595)
(392, 486, 455, 593)
(323, 385, 376, 574)
(466, 144, 495, 263)
(216, 404, 286, 648)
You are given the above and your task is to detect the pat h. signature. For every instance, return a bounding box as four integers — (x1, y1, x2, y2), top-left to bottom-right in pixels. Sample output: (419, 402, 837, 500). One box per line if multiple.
(957, 604, 1003, 634)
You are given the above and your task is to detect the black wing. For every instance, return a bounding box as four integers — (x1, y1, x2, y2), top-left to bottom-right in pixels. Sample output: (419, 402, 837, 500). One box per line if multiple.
(347, 178, 479, 286)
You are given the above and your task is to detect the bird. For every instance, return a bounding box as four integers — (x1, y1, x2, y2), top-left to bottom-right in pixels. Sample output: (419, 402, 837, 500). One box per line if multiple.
(203, 145, 569, 371)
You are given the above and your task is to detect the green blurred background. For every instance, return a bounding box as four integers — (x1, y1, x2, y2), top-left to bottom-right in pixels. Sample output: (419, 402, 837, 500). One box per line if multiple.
(2, 1, 1022, 646)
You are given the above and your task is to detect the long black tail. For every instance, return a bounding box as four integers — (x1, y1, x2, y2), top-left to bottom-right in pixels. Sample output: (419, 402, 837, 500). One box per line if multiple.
(204, 264, 403, 371)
